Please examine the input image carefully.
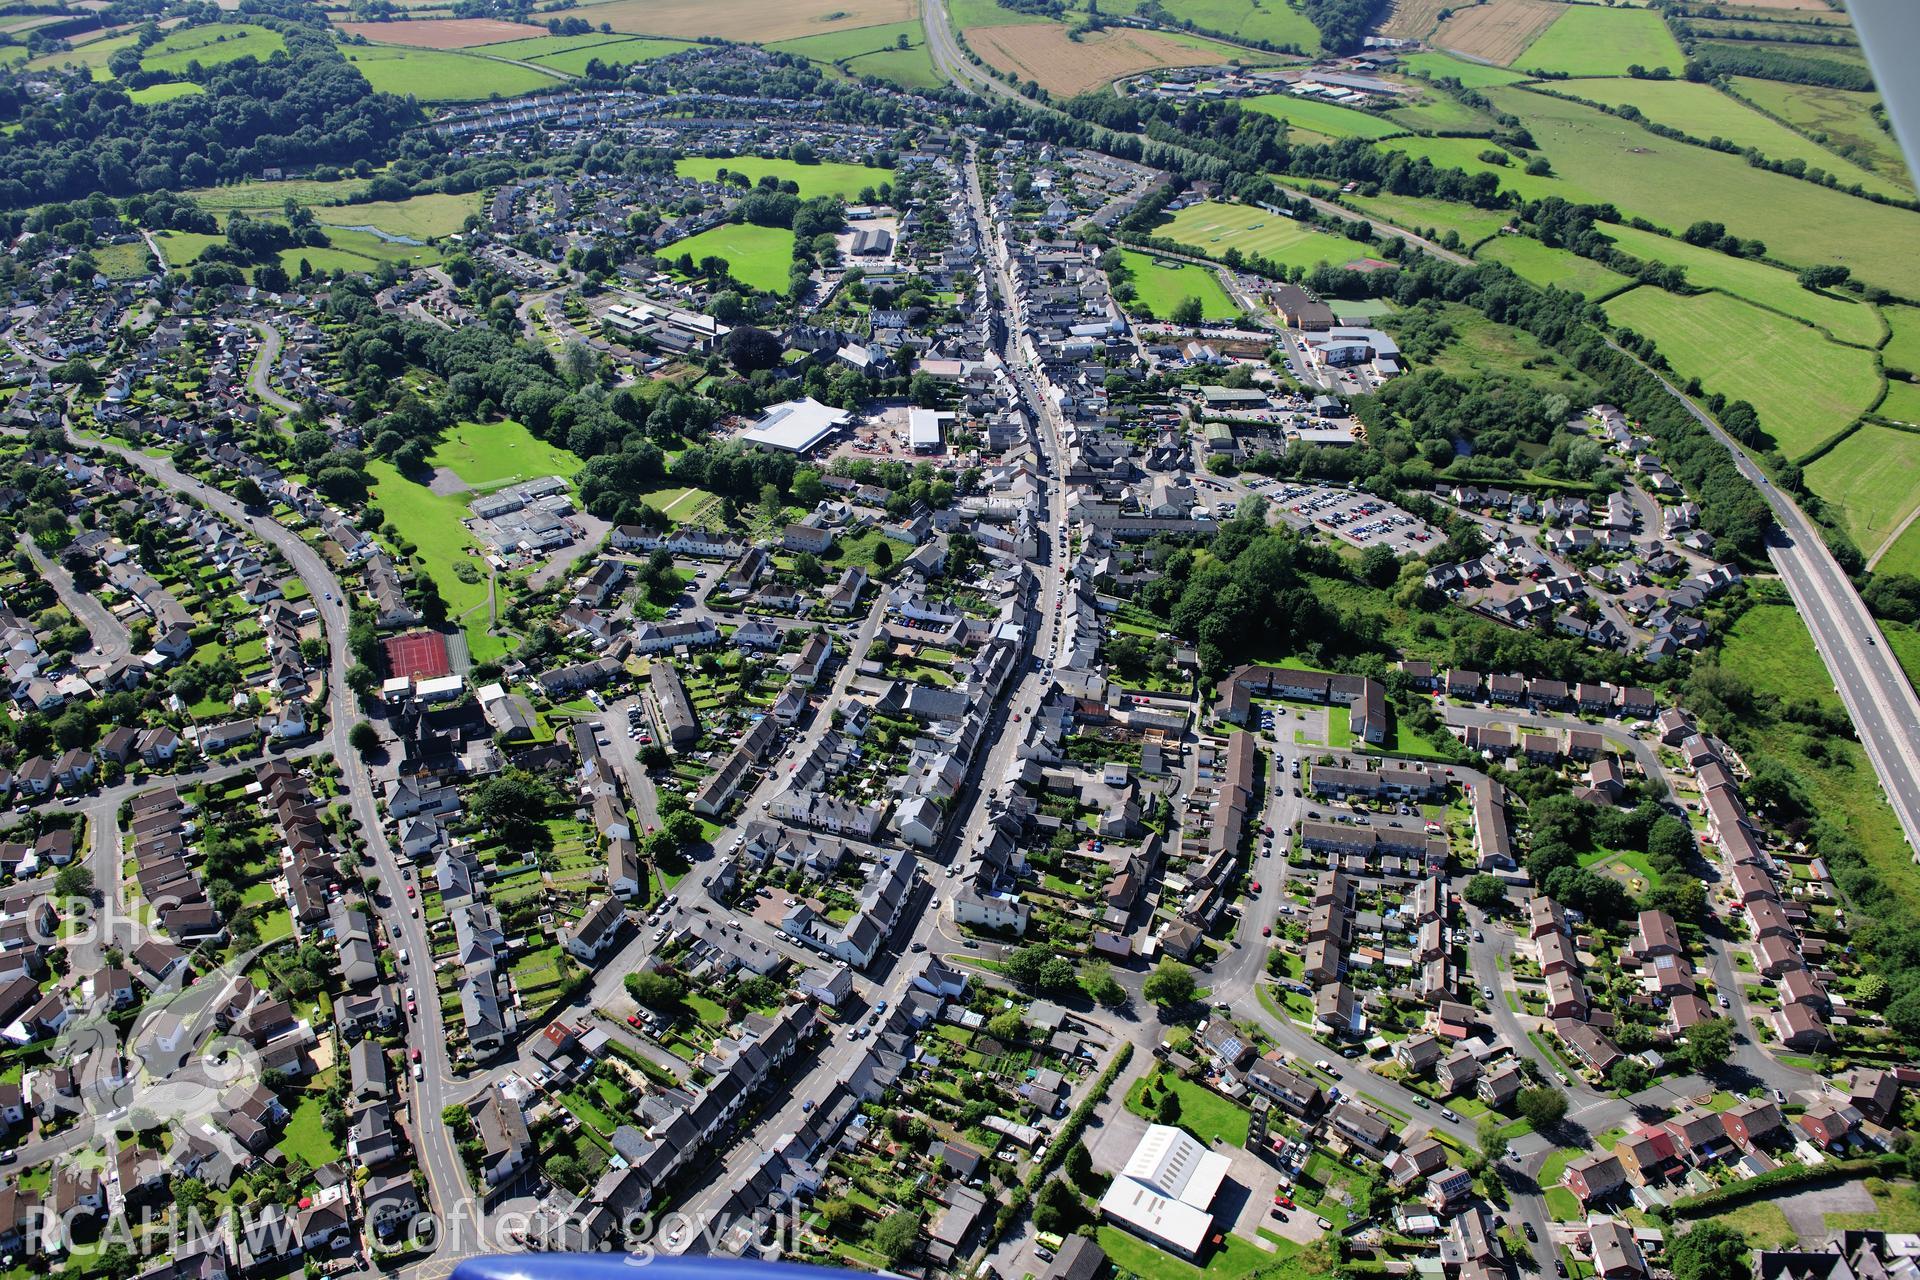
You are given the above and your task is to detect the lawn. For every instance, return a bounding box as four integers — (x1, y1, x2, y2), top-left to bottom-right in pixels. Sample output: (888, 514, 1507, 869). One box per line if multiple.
(1399, 50, 1532, 87)
(1475, 235, 1630, 298)
(1549, 79, 1907, 200)
(1727, 77, 1913, 191)
(364, 458, 500, 656)
(1242, 94, 1406, 140)
(282, 1094, 342, 1165)
(1718, 604, 1920, 916)
(1516, 5, 1684, 76)
(1826, 1178, 1920, 1233)
(1594, 222, 1881, 346)
(528, 36, 699, 74)
(1482, 85, 1920, 298)
(674, 155, 894, 201)
(1544, 1187, 1583, 1221)
(1117, 249, 1239, 323)
(1125, 1070, 1250, 1146)
(128, 80, 205, 104)
(341, 44, 562, 100)
(141, 23, 285, 74)
(428, 419, 582, 491)
(661, 221, 798, 294)
(1375, 135, 1566, 200)
(1804, 425, 1920, 554)
(1340, 191, 1514, 246)
(1603, 287, 1879, 460)
(1155, 201, 1367, 271)
(1096, 1225, 1296, 1280)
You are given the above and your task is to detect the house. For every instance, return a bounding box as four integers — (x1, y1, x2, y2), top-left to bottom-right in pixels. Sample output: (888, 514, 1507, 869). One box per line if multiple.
(1586, 1216, 1647, 1280)
(1613, 1127, 1678, 1185)
(1799, 1103, 1862, 1150)
(1563, 1152, 1627, 1204)
(474, 1089, 534, 1186)
(1394, 1033, 1441, 1076)
(565, 897, 626, 963)
(1723, 1098, 1785, 1150)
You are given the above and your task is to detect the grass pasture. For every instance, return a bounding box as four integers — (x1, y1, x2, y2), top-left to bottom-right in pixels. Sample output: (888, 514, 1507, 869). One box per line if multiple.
(464, 31, 638, 58)
(1117, 249, 1238, 322)
(966, 22, 1259, 97)
(1804, 425, 1920, 553)
(1475, 236, 1630, 297)
(1076, 0, 1319, 49)
(181, 176, 375, 212)
(342, 44, 562, 99)
(1374, 135, 1566, 200)
(1516, 5, 1684, 76)
(1875, 518, 1920, 577)
(843, 43, 941, 87)
(1594, 222, 1881, 346)
(1398, 49, 1532, 87)
(1877, 380, 1920, 429)
(24, 31, 137, 75)
(151, 230, 225, 269)
(428, 419, 583, 491)
(1341, 190, 1514, 246)
(128, 80, 204, 103)
(578, 0, 913, 42)
(1385, 90, 1497, 135)
(1886, 309, 1920, 375)
(1387, 302, 1592, 394)
(1483, 86, 1920, 297)
(91, 240, 157, 280)
(527, 36, 697, 73)
(334, 17, 546, 46)
(1242, 93, 1405, 140)
(1156, 200, 1367, 269)
(673, 155, 893, 201)
(1431, 0, 1560, 65)
(1728, 77, 1912, 190)
(316, 190, 479, 240)
(660, 221, 797, 294)
(1604, 287, 1879, 460)
(140, 23, 284, 73)
(771, 20, 922, 61)
(365, 459, 500, 658)
(1550, 78, 1908, 199)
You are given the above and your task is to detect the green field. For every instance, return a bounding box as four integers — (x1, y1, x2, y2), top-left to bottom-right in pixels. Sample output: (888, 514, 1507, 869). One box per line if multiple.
(429, 419, 583, 491)
(1550, 78, 1908, 199)
(1385, 91, 1497, 135)
(843, 43, 941, 88)
(315, 191, 479, 240)
(181, 176, 376, 212)
(151, 230, 225, 268)
(1878, 380, 1920, 429)
(1876, 519, 1920, 577)
(1516, 5, 1683, 76)
(129, 80, 205, 104)
(674, 155, 894, 201)
(141, 23, 285, 74)
(528, 36, 697, 73)
(25, 30, 139, 75)
(1595, 222, 1882, 346)
(342, 44, 561, 100)
(365, 459, 503, 660)
(92, 240, 157, 280)
(660, 221, 797, 293)
(1389, 302, 1592, 394)
(1475, 236, 1630, 297)
(278, 228, 446, 278)
(770, 20, 922, 61)
(1483, 85, 1920, 297)
(1374, 135, 1566, 201)
(1341, 190, 1514, 246)
(1243, 93, 1405, 140)
(1070, 0, 1319, 48)
(1727, 77, 1912, 191)
(473, 31, 640, 58)
(1605, 287, 1879, 460)
(1805, 425, 1920, 553)
(1155, 200, 1367, 270)
(1117, 249, 1239, 322)
(1399, 50, 1531, 88)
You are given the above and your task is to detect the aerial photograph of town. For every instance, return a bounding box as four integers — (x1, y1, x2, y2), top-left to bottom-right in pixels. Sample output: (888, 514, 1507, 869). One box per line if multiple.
(0, 0, 1916, 1278)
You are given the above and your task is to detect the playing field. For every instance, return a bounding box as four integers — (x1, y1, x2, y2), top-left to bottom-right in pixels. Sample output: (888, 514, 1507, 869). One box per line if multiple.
(1475, 236, 1630, 298)
(576, 0, 913, 42)
(429, 419, 583, 491)
(1398, 50, 1531, 87)
(1432, 0, 1560, 65)
(1484, 86, 1920, 297)
(141, 22, 284, 73)
(1081, 0, 1319, 48)
(660, 222, 797, 294)
(1341, 191, 1515, 246)
(335, 18, 546, 47)
(316, 191, 480, 240)
(342, 44, 563, 99)
(1551, 78, 1908, 199)
(1117, 249, 1238, 322)
(129, 81, 204, 104)
(966, 22, 1256, 97)
(1726, 77, 1912, 190)
(1604, 287, 1879, 460)
(527, 36, 696, 73)
(1517, 5, 1683, 76)
(1594, 222, 1881, 346)
(1155, 201, 1365, 270)
(1242, 94, 1405, 140)
(1373, 136, 1566, 200)
(674, 155, 894, 201)
(1805, 424, 1920, 552)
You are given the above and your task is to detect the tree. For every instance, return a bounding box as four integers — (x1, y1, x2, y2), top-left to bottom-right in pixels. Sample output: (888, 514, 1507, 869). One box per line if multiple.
(1082, 962, 1126, 1007)
(1143, 959, 1197, 1007)
(54, 863, 94, 902)
(471, 768, 550, 845)
(1463, 875, 1507, 911)
(1155, 1088, 1182, 1124)
(348, 721, 379, 754)
(872, 539, 894, 569)
(1516, 1086, 1568, 1129)
(1670, 1221, 1751, 1280)
(1033, 1178, 1082, 1234)
(724, 325, 782, 373)
(1608, 1059, 1651, 1093)
(871, 1211, 921, 1266)
(817, 1198, 856, 1234)
(1476, 1114, 1509, 1162)
(1856, 973, 1891, 1008)
(1064, 1141, 1095, 1187)
(1171, 295, 1205, 326)
(1674, 1017, 1733, 1073)
(624, 970, 684, 1010)
(987, 1009, 1026, 1042)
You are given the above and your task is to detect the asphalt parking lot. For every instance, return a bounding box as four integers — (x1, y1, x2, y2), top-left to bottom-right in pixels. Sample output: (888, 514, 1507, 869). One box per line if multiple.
(1256, 481, 1440, 554)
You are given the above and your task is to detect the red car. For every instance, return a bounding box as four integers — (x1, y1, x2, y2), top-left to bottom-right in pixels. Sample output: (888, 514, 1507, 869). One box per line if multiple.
(410, 1047, 421, 1063)
(1250, 881, 1262, 893)
(627, 1014, 643, 1027)
(1275, 1194, 1294, 1209)
(405, 885, 416, 899)
(1262, 926, 1272, 937)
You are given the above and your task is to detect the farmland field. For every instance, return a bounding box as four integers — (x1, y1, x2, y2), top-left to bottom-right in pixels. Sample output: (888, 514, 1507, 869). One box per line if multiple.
(429, 419, 583, 491)
(843, 44, 941, 88)
(1603, 287, 1879, 460)
(1154, 201, 1366, 270)
(660, 222, 797, 294)
(1884, 309, 1920, 375)
(966, 22, 1257, 97)
(1594, 222, 1881, 346)
(675, 155, 893, 201)
(335, 18, 545, 46)
(770, 20, 922, 62)
(1384, 91, 1497, 135)
(1475, 236, 1630, 297)
(1517, 5, 1684, 76)
(24, 31, 138, 74)
(1430, 0, 1560, 66)
(340, 44, 562, 99)
(1074, 0, 1319, 49)
(1550, 78, 1907, 198)
(128, 81, 204, 103)
(576, 0, 913, 42)
(1373, 136, 1566, 200)
(1877, 519, 1920, 577)
(1116, 249, 1238, 322)
(527, 36, 697, 73)
(1340, 191, 1514, 246)
(1483, 86, 1920, 297)
(464, 31, 637, 58)
(315, 191, 480, 240)
(1727, 77, 1913, 190)
(1242, 94, 1405, 140)
(181, 177, 375, 211)
(1878, 380, 1920, 429)
(1804, 425, 1920, 552)
(1378, 0, 1448, 40)
(1399, 49, 1531, 87)
(140, 23, 284, 73)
